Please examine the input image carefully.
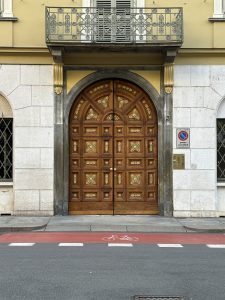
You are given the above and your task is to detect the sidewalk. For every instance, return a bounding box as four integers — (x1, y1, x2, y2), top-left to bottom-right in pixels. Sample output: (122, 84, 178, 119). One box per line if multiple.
(1, 215, 225, 233)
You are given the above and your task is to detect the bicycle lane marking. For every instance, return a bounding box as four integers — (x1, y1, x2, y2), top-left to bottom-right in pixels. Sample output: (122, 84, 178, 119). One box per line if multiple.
(0, 232, 225, 244)
(102, 234, 139, 242)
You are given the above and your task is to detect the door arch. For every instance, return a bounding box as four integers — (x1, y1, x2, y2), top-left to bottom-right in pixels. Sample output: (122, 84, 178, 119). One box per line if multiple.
(69, 79, 158, 215)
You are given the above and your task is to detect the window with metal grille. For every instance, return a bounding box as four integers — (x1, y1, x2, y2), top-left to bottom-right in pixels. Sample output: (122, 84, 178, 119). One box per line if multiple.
(217, 119, 225, 181)
(0, 118, 13, 181)
(95, 0, 132, 42)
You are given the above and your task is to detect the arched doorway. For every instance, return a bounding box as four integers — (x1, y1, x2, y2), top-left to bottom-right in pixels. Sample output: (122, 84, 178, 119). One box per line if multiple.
(68, 79, 158, 215)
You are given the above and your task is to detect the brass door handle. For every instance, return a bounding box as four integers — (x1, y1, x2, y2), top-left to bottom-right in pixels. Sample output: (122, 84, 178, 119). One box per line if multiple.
(110, 168, 117, 171)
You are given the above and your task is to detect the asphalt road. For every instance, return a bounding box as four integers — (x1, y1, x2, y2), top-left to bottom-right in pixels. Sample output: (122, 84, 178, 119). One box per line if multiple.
(0, 243, 224, 300)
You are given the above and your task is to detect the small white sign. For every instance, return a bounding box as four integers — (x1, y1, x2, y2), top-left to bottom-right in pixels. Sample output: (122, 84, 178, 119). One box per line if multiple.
(176, 128, 190, 149)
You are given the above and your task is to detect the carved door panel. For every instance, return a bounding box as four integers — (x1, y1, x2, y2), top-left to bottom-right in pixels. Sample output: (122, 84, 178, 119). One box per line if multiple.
(69, 80, 114, 214)
(69, 79, 158, 215)
(113, 80, 158, 214)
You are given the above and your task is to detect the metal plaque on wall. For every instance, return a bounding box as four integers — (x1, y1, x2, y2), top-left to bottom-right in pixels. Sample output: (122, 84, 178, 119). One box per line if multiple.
(173, 154, 185, 170)
(176, 128, 190, 149)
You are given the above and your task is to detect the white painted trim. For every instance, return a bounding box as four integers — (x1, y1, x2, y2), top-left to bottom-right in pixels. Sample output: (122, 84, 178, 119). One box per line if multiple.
(0, 0, 3, 14)
(83, 0, 91, 7)
(1, 0, 13, 18)
(0, 182, 13, 186)
(136, 0, 144, 7)
(213, 0, 224, 18)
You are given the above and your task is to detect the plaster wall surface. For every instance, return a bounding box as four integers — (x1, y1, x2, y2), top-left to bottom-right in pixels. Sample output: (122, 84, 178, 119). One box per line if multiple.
(1, 0, 222, 49)
(0, 65, 54, 215)
(173, 65, 225, 217)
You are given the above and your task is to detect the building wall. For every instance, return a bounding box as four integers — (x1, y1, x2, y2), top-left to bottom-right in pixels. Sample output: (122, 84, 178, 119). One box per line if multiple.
(1, 0, 224, 50)
(1, 0, 225, 216)
(173, 65, 225, 217)
(0, 65, 54, 215)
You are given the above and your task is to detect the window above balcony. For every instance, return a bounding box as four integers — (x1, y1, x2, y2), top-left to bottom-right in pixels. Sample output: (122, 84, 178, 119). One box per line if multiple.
(209, 0, 225, 21)
(45, 6, 183, 55)
(0, 0, 17, 21)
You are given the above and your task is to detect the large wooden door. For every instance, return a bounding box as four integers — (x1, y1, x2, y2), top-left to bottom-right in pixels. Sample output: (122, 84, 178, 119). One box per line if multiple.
(69, 79, 158, 215)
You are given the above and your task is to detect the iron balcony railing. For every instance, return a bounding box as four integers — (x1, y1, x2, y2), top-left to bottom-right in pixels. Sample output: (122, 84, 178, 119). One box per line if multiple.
(46, 7, 183, 45)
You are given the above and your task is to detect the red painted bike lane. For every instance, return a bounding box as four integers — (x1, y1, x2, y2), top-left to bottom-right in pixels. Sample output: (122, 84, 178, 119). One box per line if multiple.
(0, 232, 225, 244)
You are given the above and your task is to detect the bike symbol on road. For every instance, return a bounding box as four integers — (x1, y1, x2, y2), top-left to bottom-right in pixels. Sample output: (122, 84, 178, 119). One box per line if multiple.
(102, 234, 139, 242)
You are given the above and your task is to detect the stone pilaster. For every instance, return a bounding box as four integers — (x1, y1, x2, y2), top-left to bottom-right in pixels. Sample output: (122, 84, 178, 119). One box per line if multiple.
(54, 63, 64, 214)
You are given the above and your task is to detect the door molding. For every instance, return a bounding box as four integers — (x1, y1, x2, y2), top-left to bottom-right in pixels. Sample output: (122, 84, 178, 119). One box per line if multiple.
(54, 69, 173, 216)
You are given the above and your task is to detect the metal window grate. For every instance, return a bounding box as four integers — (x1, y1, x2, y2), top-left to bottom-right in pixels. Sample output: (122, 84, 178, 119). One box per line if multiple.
(0, 118, 13, 181)
(217, 119, 225, 181)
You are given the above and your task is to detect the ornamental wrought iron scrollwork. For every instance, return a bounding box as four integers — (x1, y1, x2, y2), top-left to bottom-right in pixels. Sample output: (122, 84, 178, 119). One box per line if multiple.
(46, 7, 183, 44)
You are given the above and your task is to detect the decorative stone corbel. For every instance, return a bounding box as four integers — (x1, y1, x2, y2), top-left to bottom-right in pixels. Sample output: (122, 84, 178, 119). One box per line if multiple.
(54, 63, 63, 95)
(164, 63, 174, 94)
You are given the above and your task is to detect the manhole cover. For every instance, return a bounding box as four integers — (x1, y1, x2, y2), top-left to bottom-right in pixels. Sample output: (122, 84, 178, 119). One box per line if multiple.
(133, 297, 185, 300)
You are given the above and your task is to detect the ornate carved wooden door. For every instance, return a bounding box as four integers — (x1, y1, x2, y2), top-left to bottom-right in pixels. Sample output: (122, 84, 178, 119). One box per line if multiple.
(69, 79, 158, 215)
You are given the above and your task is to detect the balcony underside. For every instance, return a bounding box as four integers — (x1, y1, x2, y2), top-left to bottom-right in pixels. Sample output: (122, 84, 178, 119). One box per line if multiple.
(48, 44, 182, 64)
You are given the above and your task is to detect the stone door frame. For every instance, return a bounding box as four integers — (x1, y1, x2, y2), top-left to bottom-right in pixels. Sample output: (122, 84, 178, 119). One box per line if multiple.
(54, 69, 173, 216)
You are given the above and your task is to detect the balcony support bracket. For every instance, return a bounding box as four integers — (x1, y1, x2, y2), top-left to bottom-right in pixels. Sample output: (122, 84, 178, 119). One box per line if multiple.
(51, 47, 64, 64)
(54, 63, 63, 95)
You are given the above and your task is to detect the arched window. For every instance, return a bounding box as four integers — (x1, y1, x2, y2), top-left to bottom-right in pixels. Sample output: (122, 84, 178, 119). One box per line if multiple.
(0, 95, 13, 181)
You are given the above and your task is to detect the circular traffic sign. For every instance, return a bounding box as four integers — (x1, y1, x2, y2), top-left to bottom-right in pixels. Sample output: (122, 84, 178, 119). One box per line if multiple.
(178, 130, 188, 141)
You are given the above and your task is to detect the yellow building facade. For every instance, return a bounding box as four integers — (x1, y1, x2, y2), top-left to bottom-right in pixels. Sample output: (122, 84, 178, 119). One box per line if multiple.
(0, 0, 225, 217)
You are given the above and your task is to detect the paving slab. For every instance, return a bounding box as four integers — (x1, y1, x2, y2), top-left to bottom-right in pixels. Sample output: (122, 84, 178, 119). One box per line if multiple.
(91, 225, 127, 232)
(126, 225, 187, 233)
(45, 225, 91, 232)
(177, 218, 225, 233)
(1, 215, 225, 233)
(0, 217, 50, 232)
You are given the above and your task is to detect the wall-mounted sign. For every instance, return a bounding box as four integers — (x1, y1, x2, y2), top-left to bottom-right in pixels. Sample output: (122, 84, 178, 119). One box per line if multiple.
(173, 154, 185, 170)
(176, 128, 190, 149)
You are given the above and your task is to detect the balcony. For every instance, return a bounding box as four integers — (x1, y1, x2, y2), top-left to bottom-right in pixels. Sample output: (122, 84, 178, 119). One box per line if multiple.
(46, 7, 183, 57)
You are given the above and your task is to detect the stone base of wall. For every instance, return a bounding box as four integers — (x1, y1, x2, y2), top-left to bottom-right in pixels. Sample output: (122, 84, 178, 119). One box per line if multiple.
(13, 210, 54, 216)
(173, 210, 219, 217)
(0, 186, 13, 215)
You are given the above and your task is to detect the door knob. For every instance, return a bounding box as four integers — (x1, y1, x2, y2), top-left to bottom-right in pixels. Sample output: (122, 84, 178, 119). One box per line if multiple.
(110, 168, 117, 171)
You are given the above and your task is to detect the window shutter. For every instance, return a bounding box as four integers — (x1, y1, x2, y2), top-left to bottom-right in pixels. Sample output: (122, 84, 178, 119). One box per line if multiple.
(96, 0, 112, 42)
(96, 0, 112, 8)
(116, 0, 131, 42)
(116, 1, 131, 8)
(95, 0, 133, 42)
(96, 0, 132, 8)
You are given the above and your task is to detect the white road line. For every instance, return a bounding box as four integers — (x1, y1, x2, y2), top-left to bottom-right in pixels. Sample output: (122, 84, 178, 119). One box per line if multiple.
(157, 244, 183, 248)
(58, 243, 84, 247)
(207, 244, 225, 249)
(9, 243, 35, 247)
(108, 243, 133, 247)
